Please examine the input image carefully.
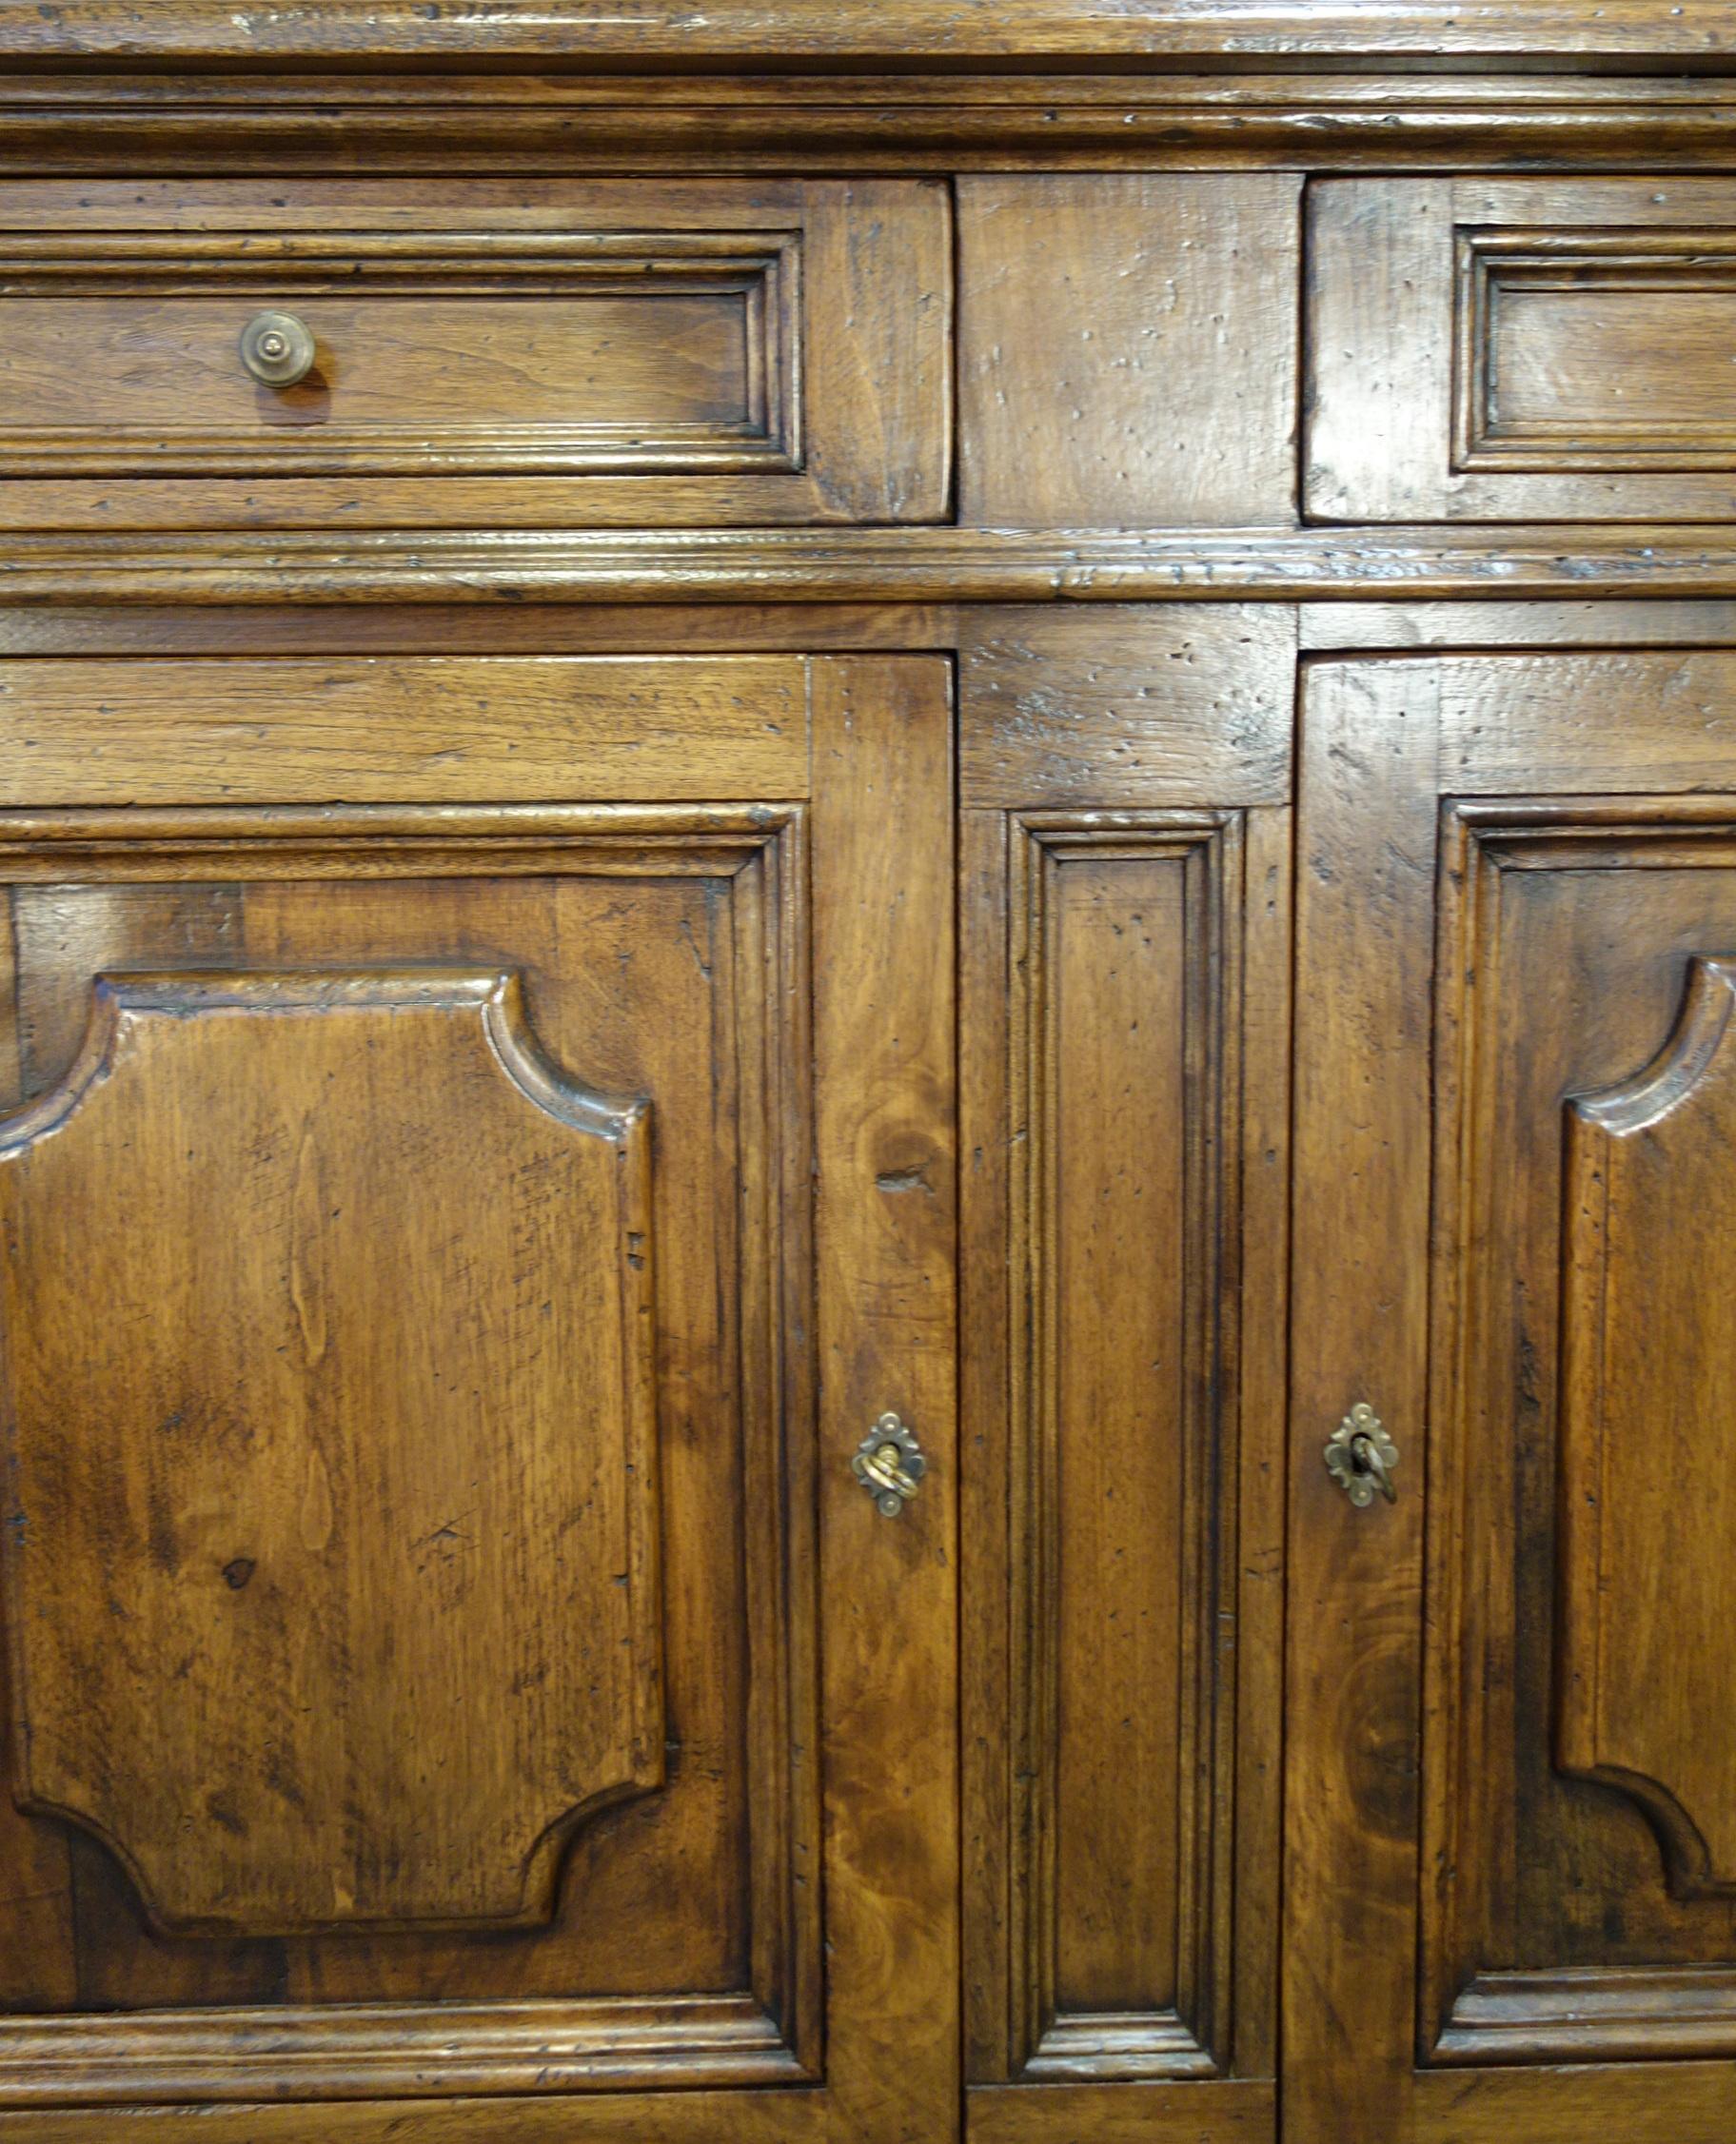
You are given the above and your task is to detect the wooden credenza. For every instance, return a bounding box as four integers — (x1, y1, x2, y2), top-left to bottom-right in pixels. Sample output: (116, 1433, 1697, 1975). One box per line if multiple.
(5, 9, 1736, 2141)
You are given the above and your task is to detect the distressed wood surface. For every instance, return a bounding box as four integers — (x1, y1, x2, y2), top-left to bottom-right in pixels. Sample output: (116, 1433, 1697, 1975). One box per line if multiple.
(8, 74, 1736, 174)
(0, 969, 659, 1938)
(19, 526, 1736, 605)
(0, 179, 949, 531)
(957, 176, 1298, 530)
(6, 1, 1736, 64)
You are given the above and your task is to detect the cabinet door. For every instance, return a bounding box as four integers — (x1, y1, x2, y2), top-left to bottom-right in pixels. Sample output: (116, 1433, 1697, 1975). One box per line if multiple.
(1290, 648, 1736, 2144)
(0, 651, 957, 2144)
(958, 608, 1293, 2144)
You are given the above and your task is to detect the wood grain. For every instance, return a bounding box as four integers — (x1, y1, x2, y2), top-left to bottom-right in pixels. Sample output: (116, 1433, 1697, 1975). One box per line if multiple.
(1415, 2062, 1736, 2144)
(0, 781, 839, 2117)
(20, 526, 1736, 607)
(957, 177, 1299, 530)
(967, 2078, 1276, 2144)
(0, 180, 949, 530)
(10, 72, 1736, 176)
(0, 655, 809, 804)
(1559, 958, 1736, 1899)
(811, 657, 959, 2144)
(1309, 177, 1736, 522)
(1424, 793, 1736, 2084)
(959, 639, 1290, 2121)
(6, 1, 1736, 64)
(958, 605, 1294, 810)
(1285, 659, 1439, 2144)
(1436, 649, 1736, 792)
(0, 969, 659, 1937)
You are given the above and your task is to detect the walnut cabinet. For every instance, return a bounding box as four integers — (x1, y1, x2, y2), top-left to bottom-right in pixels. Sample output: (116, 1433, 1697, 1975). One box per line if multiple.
(6, 10, 1736, 2143)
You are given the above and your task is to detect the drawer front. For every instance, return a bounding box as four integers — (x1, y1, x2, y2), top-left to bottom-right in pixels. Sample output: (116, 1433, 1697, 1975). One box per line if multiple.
(0, 179, 951, 530)
(1307, 178, 1736, 523)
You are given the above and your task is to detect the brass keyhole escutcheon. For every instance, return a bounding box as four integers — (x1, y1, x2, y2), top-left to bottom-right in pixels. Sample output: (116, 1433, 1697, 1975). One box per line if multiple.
(853, 1412, 927, 1517)
(1324, 1402, 1399, 1508)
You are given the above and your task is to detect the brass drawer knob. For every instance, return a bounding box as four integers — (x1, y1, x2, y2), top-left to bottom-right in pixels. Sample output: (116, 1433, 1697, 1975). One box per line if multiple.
(853, 1412, 926, 1517)
(239, 310, 317, 387)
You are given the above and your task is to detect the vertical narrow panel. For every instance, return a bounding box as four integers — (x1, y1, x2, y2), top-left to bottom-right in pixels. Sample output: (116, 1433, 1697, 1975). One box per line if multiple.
(811, 657, 957, 2144)
(0, 892, 19, 1108)
(1228, 805, 1291, 2084)
(801, 181, 953, 521)
(969, 809, 1266, 2099)
(1046, 846, 1188, 2019)
(1286, 660, 1439, 2144)
(1304, 179, 1453, 521)
(957, 177, 1300, 530)
(961, 807, 1016, 2083)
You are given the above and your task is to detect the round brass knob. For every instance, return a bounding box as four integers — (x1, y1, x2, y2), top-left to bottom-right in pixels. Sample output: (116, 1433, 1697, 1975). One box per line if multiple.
(239, 310, 317, 388)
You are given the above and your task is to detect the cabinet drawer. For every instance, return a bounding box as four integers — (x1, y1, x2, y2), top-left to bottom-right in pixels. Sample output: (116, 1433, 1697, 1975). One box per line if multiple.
(0, 179, 950, 531)
(1307, 179, 1736, 523)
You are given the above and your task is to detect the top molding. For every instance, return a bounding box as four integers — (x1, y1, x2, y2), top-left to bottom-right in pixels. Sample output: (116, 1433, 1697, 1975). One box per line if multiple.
(8, 0, 1736, 71)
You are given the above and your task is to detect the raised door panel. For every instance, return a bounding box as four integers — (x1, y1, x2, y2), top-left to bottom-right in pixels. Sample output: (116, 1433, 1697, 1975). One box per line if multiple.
(1290, 648, 1736, 2144)
(959, 609, 1291, 2144)
(0, 653, 957, 2144)
(2, 967, 657, 1938)
(1559, 956, 1736, 1903)
(1307, 179, 1736, 523)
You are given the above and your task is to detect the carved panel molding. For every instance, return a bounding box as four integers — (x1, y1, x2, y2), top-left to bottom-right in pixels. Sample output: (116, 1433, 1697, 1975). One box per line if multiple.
(0, 800, 818, 2106)
(1425, 800, 1736, 2070)
(0, 227, 801, 479)
(989, 811, 1249, 2083)
(2, 966, 659, 1937)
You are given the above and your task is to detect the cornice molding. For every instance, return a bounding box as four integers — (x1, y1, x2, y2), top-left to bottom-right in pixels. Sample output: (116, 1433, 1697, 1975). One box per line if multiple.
(4, 1, 1736, 71)
(2, 71, 1734, 170)
(9, 527, 1736, 605)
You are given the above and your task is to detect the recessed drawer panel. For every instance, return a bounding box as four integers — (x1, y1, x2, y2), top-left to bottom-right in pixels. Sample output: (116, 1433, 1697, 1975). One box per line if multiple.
(1307, 179, 1736, 523)
(0, 179, 951, 530)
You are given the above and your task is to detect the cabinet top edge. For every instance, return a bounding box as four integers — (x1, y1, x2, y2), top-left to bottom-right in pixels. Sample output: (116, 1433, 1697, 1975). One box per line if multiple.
(8, 0, 1736, 72)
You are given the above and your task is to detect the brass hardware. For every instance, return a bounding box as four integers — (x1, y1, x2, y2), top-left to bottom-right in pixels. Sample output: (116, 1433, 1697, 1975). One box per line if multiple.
(1324, 1403, 1399, 1508)
(239, 310, 317, 387)
(853, 1412, 926, 1517)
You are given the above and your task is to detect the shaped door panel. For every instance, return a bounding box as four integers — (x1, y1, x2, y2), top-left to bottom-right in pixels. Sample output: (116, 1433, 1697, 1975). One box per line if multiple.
(1291, 649, 1736, 2144)
(0, 651, 957, 2144)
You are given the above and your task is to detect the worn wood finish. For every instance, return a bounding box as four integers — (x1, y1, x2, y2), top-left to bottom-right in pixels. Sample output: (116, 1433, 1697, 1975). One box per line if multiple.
(1, 968, 658, 1938)
(960, 607, 1290, 2142)
(17, 8, 1736, 2139)
(1299, 600, 1736, 648)
(1558, 958, 1736, 1899)
(1308, 179, 1736, 523)
(13, 74, 1736, 176)
(1285, 660, 1438, 2144)
(27, 526, 1736, 607)
(0, 801, 826, 2102)
(811, 658, 960, 2144)
(0, 180, 950, 531)
(1293, 648, 1736, 2137)
(10, 1, 1736, 64)
(0, 654, 811, 804)
(0, 656, 957, 2137)
(967, 2081, 1278, 2144)
(957, 177, 1298, 532)
(0, 2091, 825, 2144)
(958, 605, 1294, 809)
